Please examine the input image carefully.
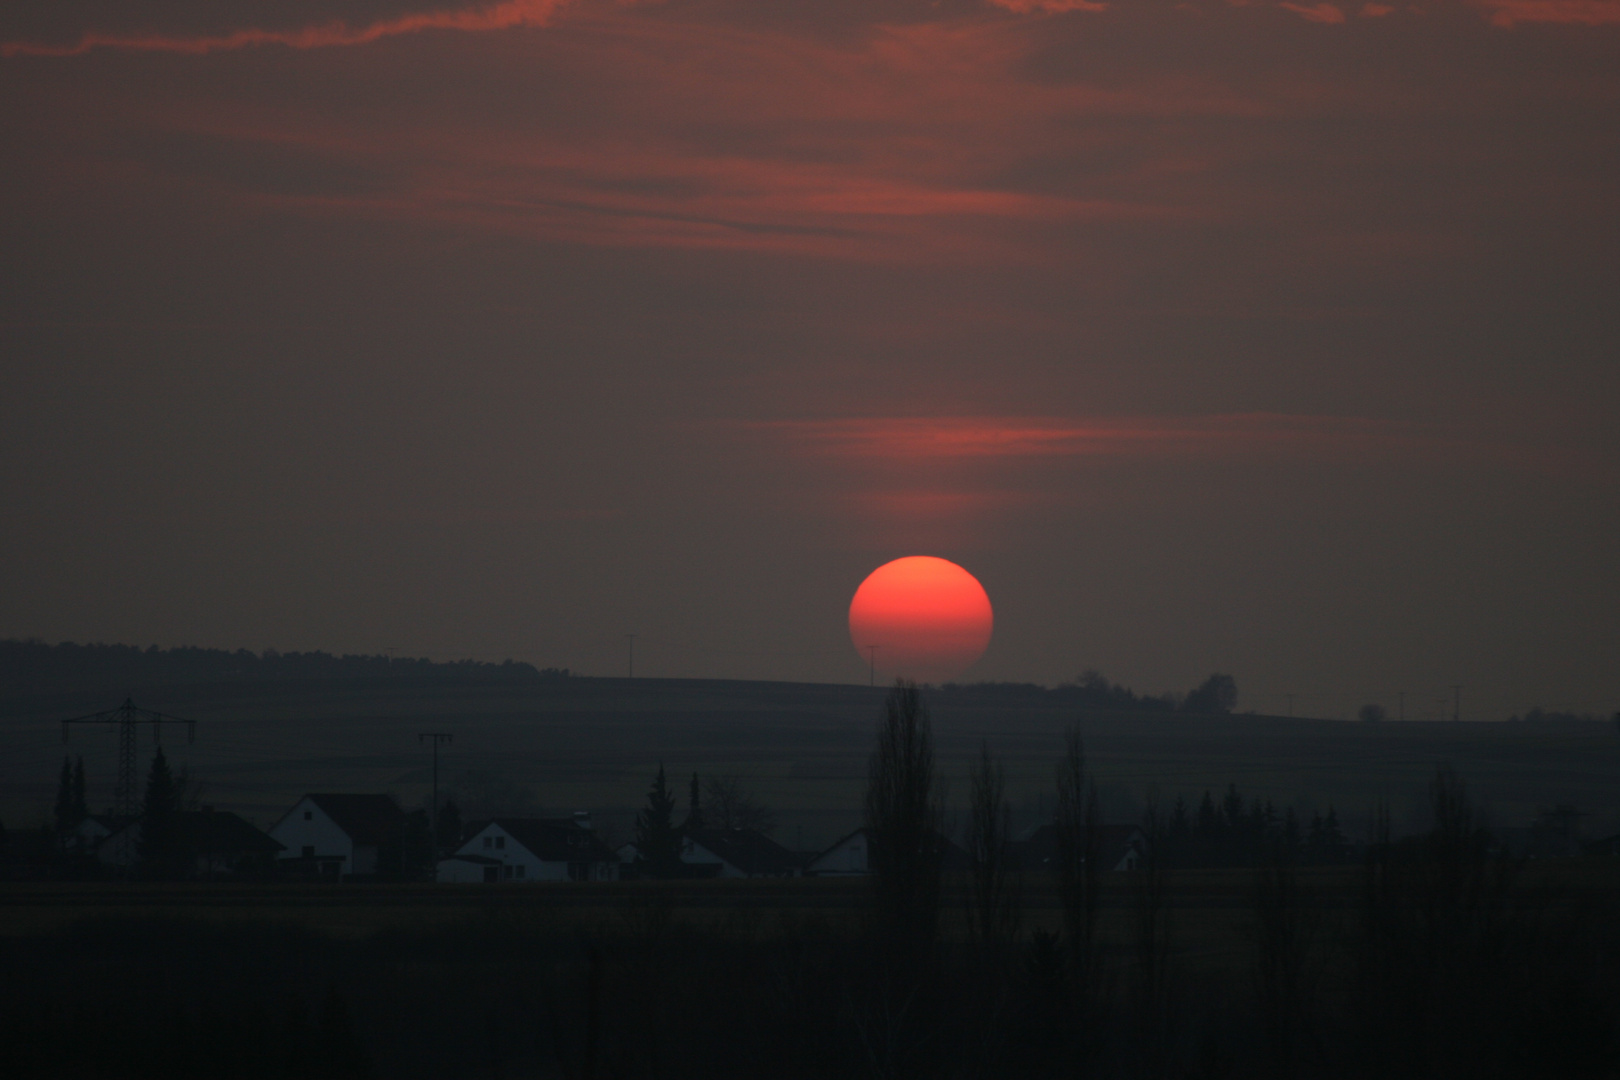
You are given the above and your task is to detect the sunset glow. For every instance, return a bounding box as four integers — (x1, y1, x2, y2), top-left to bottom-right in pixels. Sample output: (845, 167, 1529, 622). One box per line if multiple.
(849, 557, 994, 684)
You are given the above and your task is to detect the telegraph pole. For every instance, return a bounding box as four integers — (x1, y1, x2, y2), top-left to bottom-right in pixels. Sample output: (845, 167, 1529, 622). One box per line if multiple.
(866, 645, 878, 687)
(626, 634, 636, 679)
(61, 699, 197, 819)
(1451, 685, 1461, 722)
(418, 732, 453, 853)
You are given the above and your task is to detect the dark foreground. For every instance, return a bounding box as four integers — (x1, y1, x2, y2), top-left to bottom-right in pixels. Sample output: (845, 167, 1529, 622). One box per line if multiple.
(3, 860, 1616, 1080)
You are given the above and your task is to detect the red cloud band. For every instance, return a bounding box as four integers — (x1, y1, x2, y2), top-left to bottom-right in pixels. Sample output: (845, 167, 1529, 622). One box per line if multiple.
(752, 414, 1418, 461)
(0, 0, 573, 58)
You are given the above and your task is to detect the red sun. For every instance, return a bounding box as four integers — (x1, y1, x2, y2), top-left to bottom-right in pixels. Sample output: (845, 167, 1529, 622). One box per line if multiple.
(849, 556, 993, 684)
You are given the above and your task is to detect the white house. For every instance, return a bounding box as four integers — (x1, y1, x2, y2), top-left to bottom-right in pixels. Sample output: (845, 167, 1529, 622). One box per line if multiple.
(438, 818, 618, 883)
(269, 793, 405, 880)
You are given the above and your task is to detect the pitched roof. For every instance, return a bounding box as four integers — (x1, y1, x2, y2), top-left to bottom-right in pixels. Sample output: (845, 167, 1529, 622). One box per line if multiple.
(164, 811, 285, 855)
(484, 819, 617, 863)
(686, 828, 804, 875)
(305, 794, 405, 845)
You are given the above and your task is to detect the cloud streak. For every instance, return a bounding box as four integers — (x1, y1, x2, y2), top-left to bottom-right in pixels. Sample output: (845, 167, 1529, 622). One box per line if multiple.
(753, 414, 1433, 462)
(0, 0, 572, 58)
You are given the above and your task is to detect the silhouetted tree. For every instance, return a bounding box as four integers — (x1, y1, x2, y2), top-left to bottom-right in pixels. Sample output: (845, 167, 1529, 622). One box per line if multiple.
(635, 764, 681, 876)
(436, 798, 463, 850)
(139, 746, 177, 867)
(1182, 673, 1238, 714)
(702, 775, 777, 834)
(53, 757, 74, 836)
(686, 772, 705, 833)
(966, 740, 1019, 950)
(70, 756, 86, 824)
(1054, 722, 1103, 995)
(865, 681, 942, 959)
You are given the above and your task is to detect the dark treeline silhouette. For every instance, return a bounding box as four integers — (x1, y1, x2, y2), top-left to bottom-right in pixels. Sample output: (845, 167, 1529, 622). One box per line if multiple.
(1156, 782, 1351, 868)
(1, 685, 1616, 1078)
(4, 763, 1613, 1079)
(0, 638, 564, 697)
(941, 669, 1240, 714)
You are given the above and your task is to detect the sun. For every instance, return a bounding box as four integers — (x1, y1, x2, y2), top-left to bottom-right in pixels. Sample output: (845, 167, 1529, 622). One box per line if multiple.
(848, 556, 993, 684)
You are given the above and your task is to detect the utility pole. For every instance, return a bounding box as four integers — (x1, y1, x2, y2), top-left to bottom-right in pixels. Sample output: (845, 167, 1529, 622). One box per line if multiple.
(626, 634, 636, 679)
(60, 698, 197, 820)
(1398, 691, 1405, 722)
(1451, 685, 1461, 722)
(419, 732, 453, 854)
(866, 645, 878, 687)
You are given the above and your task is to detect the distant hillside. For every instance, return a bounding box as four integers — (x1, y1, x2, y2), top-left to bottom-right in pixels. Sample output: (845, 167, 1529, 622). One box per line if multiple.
(0, 639, 564, 698)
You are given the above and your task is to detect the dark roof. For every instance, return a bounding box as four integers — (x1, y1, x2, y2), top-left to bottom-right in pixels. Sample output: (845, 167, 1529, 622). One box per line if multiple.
(686, 828, 803, 875)
(166, 811, 284, 855)
(486, 819, 617, 863)
(306, 794, 405, 845)
(813, 827, 969, 872)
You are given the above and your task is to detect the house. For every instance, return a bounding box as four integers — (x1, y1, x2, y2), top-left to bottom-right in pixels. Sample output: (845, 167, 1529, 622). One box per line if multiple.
(75, 814, 133, 850)
(269, 793, 405, 880)
(438, 817, 618, 883)
(804, 828, 969, 877)
(1010, 823, 1149, 874)
(680, 828, 804, 878)
(98, 809, 284, 877)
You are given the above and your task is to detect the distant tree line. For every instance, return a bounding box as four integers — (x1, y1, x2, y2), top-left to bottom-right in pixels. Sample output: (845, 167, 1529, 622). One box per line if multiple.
(0, 639, 566, 697)
(1158, 783, 1350, 868)
(941, 669, 1240, 714)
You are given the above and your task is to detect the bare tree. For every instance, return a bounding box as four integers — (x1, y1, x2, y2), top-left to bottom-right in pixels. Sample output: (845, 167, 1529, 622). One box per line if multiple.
(865, 680, 943, 959)
(702, 775, 778, 835)
(966, 740, 1020, 950)
(1054, 723, 1103, 990)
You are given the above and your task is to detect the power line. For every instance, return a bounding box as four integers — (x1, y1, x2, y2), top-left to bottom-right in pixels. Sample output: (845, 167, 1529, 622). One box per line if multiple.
(59, 698, 198, 819)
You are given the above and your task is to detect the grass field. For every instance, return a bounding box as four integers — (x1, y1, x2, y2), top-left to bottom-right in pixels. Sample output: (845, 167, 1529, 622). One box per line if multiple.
(4, 675, 1617, 847)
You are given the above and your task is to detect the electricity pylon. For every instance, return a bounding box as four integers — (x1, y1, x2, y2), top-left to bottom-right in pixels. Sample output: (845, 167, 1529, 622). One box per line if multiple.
(61, 698, 197, 818)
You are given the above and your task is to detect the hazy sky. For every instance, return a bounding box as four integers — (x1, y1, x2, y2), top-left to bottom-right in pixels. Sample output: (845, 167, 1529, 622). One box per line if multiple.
(2, 0, 1616, 717)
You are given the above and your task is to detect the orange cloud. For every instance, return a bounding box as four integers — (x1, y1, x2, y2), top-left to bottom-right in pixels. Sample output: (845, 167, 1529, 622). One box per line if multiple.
(1470, 0, 1620, 24)
(0, 0, 573, 58)
(1277, 2, 1348, 22)
(1359, 3, 1397, 14)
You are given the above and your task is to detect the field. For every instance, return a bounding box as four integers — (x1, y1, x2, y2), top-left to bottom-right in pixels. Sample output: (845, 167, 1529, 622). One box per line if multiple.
(3, 675, 1618, 847)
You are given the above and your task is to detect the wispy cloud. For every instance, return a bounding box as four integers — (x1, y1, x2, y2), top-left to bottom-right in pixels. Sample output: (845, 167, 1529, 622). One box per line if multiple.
(1278, 3, 1348, 23)
(1469, 0, 1620, 25)
(0, 0, 573, 58)
(751, 414, 1430, 462)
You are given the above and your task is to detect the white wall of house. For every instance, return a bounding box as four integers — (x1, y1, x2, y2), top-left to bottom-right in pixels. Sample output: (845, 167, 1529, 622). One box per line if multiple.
(268, 797, 357, 876)
(681, 837, 743, 877)
(807, 831, 868, 876)
(437, 856, 500, 883)
(454, 823, 577, 883)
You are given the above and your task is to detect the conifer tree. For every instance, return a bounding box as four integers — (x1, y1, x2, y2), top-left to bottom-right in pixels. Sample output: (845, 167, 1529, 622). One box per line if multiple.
(54, 756, 74, 835)
(139, 746, 177, 867)
(71, 756, 87, 824)
(634, 764, 680, 875)
(686, 772, 705, 833)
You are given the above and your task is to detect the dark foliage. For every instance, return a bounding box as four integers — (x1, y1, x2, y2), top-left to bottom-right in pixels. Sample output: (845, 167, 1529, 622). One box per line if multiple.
(0, 638, 564, 697)
(634, 765, 682, 877)
(865, 681, 943, 964)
